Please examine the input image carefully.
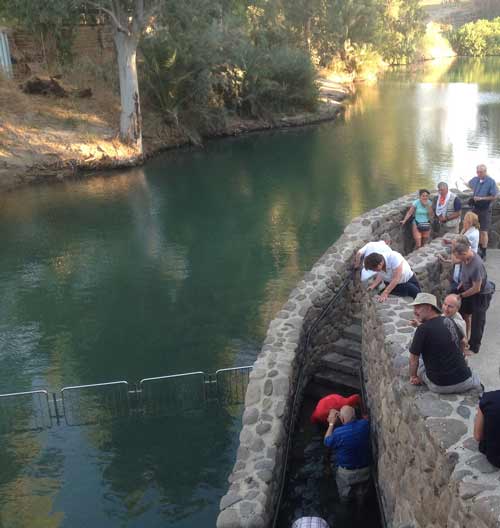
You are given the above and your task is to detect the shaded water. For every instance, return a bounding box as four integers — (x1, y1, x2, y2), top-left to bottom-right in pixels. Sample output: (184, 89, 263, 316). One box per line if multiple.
(0, 57, 499, 527)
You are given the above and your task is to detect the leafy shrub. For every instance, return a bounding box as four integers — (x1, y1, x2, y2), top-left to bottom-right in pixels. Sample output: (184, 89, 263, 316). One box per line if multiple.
(448, 18, 500, 56)
(238, 45, 318, 117)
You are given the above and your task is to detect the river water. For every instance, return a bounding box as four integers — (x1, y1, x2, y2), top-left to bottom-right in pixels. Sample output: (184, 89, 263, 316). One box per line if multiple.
(0, 57, 499, 527)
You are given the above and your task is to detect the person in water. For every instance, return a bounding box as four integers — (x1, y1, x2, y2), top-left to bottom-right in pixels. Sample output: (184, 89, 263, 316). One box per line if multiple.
(324, 405, 371, 502)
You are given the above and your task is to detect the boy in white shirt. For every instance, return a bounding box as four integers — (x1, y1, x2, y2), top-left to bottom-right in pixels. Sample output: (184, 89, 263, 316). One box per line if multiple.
(364, 250, 421, 302)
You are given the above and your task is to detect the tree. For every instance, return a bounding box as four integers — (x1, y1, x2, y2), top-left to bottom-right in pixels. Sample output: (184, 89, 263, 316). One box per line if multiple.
(85, 1, 160, 154)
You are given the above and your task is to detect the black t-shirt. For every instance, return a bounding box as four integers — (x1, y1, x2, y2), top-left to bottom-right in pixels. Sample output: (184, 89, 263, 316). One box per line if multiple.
(479, 390, 500, 468)
(410, 316, 471, 386)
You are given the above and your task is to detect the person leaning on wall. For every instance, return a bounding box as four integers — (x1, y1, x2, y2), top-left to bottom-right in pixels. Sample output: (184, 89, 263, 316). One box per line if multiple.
(452, 241, 495, 354)
(400, 189, 434, 249)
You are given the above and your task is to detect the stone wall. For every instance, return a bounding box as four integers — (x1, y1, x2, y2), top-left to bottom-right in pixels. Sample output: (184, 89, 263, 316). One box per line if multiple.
(217, 190, 500, 528)
(217, 193, 418, 528)
(362, 240, 500, 528)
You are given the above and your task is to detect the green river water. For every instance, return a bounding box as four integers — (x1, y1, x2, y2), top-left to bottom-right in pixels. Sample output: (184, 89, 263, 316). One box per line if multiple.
(0, 58, 499, 527)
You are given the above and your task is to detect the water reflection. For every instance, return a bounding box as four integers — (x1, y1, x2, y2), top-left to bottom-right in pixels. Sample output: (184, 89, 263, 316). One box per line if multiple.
(0, 57, 499, 527)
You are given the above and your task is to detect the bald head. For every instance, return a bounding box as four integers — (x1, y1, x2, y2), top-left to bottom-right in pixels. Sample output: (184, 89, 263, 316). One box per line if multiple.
(443, 294, 461, 317)
(340, 405, 356, 424)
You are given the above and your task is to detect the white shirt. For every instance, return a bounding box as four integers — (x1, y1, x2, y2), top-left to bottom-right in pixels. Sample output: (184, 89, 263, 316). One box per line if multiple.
(381, 250, 413, 284)
(358, 240, 392, 259)
(464, 227, 479, 253)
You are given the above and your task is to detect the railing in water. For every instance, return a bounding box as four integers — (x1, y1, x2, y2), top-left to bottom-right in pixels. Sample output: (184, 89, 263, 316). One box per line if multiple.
(0, 366, 252, 433)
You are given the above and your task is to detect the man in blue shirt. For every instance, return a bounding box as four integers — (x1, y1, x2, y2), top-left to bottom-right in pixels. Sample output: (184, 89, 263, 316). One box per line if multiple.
(467, 164, 498, 260)
(323, 406, 371, 501)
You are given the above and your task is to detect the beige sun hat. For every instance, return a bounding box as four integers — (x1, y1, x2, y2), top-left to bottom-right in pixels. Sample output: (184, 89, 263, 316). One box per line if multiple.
(409, 293, 441, 312)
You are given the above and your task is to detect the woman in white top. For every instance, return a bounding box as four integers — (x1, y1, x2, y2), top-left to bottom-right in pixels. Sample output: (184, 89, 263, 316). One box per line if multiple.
(461, 211, 480, 253)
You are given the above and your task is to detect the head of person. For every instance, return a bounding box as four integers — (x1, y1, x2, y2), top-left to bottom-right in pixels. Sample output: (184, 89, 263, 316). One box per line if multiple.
(437, 182, 448, 197)
(442, 294, 461, 318)
(339, 405, 356, 425)
(419, 188, 431, 204)
(364, 252, 385, 271)
(452, 240, 473, 262)
(476, 164, 488, 180)
(463, 211, 480, 231)
(409, 293, 441, 322)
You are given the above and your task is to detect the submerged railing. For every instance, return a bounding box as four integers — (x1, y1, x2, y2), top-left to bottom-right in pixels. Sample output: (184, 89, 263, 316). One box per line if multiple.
(0, 366, 252, 433)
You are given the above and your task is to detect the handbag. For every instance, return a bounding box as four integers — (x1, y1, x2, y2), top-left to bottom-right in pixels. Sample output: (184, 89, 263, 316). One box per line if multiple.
(416, 221, 431, 232)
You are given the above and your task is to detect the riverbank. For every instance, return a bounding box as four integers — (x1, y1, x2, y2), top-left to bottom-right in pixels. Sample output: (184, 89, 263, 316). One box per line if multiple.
(0, 75, 350, 192)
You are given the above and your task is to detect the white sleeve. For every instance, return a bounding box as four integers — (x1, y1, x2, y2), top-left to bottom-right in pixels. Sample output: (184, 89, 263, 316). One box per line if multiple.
(358, 243, 370, 256)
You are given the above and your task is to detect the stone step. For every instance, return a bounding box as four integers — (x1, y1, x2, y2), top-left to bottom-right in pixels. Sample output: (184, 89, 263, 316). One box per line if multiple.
(332, 338, 361, 359)
(319, 351, 361, 376)
(343, 323, 362, 343)
(312, 370, 360, 391)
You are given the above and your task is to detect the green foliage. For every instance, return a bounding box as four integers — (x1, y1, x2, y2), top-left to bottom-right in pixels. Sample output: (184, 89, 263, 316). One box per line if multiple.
(448, 18, 500, 57)
(139, 0, 318, 136)
(376, 0, 426, 65)
(238, 45, 318, 117)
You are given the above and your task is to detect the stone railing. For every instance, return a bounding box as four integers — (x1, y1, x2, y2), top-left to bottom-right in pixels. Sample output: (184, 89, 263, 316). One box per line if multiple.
(362, 239, 500, 527)
(217, 191, 500, 528)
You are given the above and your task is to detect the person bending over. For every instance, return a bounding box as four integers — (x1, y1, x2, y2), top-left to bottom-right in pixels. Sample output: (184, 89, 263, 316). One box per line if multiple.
(353, 233, 392, 282)
(408, 293, 481, 394)
(324, 406, 371, 502)
(363, 251, 421, 302)
(453, 241, 494, 354)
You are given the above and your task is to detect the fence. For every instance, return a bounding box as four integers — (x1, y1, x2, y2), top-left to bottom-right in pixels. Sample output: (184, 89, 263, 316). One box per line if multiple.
(0, 366, 252, 433)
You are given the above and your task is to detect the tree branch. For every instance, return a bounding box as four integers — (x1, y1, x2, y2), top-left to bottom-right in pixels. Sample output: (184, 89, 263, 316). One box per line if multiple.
(84, 0, 128, 34)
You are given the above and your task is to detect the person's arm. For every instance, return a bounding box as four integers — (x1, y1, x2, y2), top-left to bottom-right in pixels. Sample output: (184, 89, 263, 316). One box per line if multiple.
(460, 279, 482, 298)
(400, 205, 415, 225)
(474, 194, 496, 203)
(378, 262, 403, 302)
(367, 273, 383, 291)
(474, 407, 485, 442)
(354, 247, 366, 269)
(324, 409, 340, 445)
(426, 203, 434, 220)
(409, 353, 421, 385)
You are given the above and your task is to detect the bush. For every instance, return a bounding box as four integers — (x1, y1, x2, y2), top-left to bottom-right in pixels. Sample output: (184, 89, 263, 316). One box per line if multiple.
(448, 18, 500, 56)
(239, 45, 318, 117)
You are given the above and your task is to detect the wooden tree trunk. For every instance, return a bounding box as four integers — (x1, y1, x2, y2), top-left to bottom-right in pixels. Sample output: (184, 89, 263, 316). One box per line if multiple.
(114, 31, 143, 155)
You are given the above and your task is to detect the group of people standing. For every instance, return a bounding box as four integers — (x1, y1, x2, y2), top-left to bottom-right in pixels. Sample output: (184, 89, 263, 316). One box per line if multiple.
(400, 164, 498, 260)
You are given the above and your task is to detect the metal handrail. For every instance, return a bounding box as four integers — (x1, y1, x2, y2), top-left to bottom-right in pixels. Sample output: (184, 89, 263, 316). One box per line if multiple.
(271, 269, 355, 527)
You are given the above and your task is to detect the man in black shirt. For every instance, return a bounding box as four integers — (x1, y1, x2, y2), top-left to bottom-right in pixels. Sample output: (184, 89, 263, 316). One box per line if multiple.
(474, 390, 500, 468)
(408, 293, 482, 394)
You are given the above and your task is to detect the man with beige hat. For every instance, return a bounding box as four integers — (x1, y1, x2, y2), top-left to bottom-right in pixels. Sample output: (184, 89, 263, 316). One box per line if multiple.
(408, 293, 482, 394)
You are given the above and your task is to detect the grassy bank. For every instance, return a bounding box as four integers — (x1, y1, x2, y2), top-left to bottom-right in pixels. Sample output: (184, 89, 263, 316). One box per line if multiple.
(0, 74, 350, 191)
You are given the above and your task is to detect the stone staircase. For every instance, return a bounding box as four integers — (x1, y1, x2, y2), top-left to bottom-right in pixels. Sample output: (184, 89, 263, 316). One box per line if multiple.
(307, 316, 362, 399)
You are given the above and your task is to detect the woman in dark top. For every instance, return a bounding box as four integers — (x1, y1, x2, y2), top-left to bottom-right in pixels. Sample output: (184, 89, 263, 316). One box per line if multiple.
(474, 390, 500, 468)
